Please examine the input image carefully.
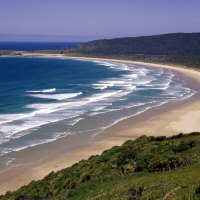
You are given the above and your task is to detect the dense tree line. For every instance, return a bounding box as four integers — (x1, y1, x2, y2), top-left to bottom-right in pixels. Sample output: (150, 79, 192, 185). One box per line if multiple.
(69, 33, 200, 56)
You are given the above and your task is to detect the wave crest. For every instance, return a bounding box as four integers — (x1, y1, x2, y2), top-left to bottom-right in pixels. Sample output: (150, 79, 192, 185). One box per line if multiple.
(27, 88, 56, 93)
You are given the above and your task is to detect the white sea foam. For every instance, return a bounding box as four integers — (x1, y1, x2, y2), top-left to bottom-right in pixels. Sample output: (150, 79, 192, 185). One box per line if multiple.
(124, 84, 136, 91)
(90, 106, 107, 112)
(0, 90, 131, 141)
(0, 112, 83, 140)
(92, 60, 116, 68)
(5, 158, 16, 166)
(0, 131, 73, 156)
(67, 118, 84, 126)
(28, 92, 82, 100)
(27, 88, 56, 93)
(92, 61, 153, 93)
(92, 80, 126, 90)
(143, 84, 170, 90)
(93, 83, 114, 90)
(122, 74, 138, 79)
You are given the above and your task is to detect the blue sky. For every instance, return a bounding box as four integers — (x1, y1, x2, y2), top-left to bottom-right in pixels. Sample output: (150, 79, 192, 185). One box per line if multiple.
(0, 0, 200, 41)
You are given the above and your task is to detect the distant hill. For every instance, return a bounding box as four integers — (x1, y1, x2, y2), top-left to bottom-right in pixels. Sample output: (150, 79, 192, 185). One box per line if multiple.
(2, 132, 200, 199)
(70, 33, 200, 55)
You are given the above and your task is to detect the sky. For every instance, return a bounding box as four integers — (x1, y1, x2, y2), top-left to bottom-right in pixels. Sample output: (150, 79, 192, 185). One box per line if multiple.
(0, 0, 200, 41)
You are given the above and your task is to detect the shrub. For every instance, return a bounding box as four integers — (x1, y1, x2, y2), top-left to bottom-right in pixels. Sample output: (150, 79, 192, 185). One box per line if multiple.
(173, 141, 197, 152)
(80, 172, 91, 183)
(117, 146, 140, 166)
(169, 133, 183, 140)
(147, 156, 190, 172)
(121, 163, 136, 174)
(155, 136, 166, 141)
(195, 185, 200, 194)
(189, 132, 200, 136)
(127, 185, 144, 200)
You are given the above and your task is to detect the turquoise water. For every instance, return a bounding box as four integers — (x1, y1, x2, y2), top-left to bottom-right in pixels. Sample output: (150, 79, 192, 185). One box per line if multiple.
(0, 57, 196, 156)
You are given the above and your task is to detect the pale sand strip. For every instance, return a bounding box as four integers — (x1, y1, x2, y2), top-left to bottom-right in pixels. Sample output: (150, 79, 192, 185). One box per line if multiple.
(0, 54, 200, 194)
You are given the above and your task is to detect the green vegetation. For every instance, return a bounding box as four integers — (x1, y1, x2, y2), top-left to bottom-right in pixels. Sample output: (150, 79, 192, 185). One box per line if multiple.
(1, 132, 200, 199)
(64, 33, 200, 70)
(69, 33, 200, 55)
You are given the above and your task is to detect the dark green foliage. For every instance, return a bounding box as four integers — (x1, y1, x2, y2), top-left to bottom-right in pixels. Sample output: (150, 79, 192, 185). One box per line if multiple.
(1, 132, 200, 200)
(79, 172, 91, 183)
(168, 133, 184, 140)
(146, 155, 190, 172)
(173, 140, 197, 152)
(62, 33, 200, 71)
(195, 185, 200, 195)
(69, 33, 200, 56)
(189, 132, 200, 136)
(154, 136, 166, 141)
(127, 185, 144, 200)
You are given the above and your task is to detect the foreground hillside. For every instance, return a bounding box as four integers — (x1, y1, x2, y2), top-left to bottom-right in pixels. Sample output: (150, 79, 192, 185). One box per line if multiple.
(1, 132, 200, 200)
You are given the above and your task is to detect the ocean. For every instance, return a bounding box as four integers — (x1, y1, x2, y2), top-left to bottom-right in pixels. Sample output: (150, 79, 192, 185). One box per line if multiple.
(0, 56, 196, 158)
(0, 42, 80, 51)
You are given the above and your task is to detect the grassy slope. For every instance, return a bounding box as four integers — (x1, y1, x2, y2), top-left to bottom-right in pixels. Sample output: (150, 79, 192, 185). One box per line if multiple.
(1, 133, 200, 200)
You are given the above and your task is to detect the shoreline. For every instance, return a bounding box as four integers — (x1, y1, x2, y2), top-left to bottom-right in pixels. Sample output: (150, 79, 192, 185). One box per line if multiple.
(0, 53, 200, 194)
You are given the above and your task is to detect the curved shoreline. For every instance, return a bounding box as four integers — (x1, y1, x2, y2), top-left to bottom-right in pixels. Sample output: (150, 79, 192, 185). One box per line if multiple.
(0, 54, 200, 194)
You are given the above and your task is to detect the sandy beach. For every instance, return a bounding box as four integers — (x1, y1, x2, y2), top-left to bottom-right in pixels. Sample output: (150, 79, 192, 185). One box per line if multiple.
(0, 54, 200, 194)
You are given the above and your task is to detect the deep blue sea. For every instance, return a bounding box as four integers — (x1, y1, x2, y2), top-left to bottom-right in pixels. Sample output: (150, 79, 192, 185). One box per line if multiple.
(0, 57, 196, 157)
(0, 42, 80, 51)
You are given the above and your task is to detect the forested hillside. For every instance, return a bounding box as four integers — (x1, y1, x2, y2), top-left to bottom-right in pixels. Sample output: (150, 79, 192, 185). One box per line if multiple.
(69, 33, 200, 55)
